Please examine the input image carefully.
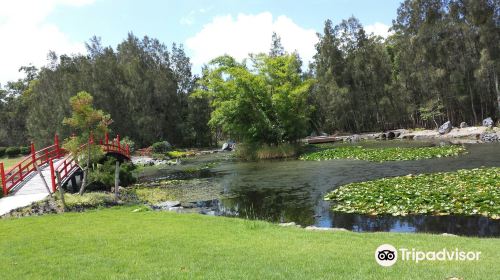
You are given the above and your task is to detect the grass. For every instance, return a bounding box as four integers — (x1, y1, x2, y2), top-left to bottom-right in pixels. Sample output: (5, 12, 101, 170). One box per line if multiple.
(166, 150, 194, 159)
(236, 143, 301, 160)
(325, 167, 500, 218)
(128, 187, 176, 204)
(0, 207, 498, 279)
(300, 145, 466, 162)
(0, 155, 27, 170)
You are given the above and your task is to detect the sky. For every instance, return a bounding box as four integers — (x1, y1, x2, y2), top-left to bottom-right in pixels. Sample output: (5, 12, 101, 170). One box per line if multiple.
(0, 0, 402, 86)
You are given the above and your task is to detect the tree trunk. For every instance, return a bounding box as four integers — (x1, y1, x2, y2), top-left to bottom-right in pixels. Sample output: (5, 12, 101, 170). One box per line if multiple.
(114, 161, 120, 200)
(55, 171, 67, 212)
(495, 72, 500, 117)
(78, 141, 92, 195)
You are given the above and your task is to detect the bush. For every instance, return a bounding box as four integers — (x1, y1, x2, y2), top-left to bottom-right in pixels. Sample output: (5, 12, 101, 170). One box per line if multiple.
(89, 159, 137, 189)
(151, 141, 172, 153)
(0, 147, 6, 157)
(121, 137, 135, 153)
(5, 147, 21, 157)
(19, 146, 31, 155)
(236, 143, 300, 160)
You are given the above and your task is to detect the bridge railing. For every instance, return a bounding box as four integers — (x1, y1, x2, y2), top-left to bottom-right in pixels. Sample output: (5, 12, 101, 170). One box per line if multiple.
(51, 153, 80, 193)
(48, 133, 130, 192)
(1, 136, 61, 195)
(1, 133, 130, 195)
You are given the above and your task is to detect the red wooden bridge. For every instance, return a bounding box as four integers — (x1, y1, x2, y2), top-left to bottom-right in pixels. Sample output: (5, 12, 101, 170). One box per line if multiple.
(0, 133, 130, 215)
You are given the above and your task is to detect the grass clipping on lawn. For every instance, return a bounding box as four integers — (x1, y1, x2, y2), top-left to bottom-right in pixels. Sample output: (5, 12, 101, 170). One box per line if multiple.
(300, 145, 466, 162)
(325, 167, 500, 218)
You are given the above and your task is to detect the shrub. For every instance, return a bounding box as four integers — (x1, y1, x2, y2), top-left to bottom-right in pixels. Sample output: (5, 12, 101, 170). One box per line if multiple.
(19, 146, 31, 155)
(5, 147, 21, 157)
(236, 143, 300, 160)
(0, 147, 6, 157)
(151, 141, 172, 153)
(89, 159, 137, 189)
(121, 137, 135, 153)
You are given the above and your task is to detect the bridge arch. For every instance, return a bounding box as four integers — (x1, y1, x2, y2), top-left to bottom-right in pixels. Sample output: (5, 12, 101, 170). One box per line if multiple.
(0, 133, 131, 196)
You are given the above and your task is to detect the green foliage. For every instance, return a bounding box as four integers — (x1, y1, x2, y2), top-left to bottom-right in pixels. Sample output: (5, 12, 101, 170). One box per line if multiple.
(61, 193, 116, 209)
(120, 137, 135, 152)
(129, 187, 175, 204)
(166, 150, 192, 159)
(325, 167, 500, 218)
(0, 147, 6, 157)
(419, 99, 444, 128)
(19, 146, 30, 155)
(300, 145, 466, 162)
(151, 141, 172, 153)
(88, 159, 137, 188)
(236, 143, 300, 160)
(195, 50, 314, 145)
(5, 147, 20, 157)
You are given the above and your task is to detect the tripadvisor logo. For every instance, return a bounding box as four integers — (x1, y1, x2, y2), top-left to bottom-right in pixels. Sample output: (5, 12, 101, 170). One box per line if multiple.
(375, 244, 481, 267)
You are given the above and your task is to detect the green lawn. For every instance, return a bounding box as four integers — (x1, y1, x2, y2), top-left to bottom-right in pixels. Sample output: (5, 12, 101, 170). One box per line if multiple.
(0, 155, 26, 170)
(0, 207, 498, 279)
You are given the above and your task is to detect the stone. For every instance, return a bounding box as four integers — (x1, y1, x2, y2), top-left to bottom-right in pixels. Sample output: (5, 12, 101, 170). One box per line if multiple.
(346, 134, 361, 142)
(386, 131, 396, 140)
(459, 122, 468, 128)
(152, 201, 181, 210)
(438, 121, 452, 135)
(304, 226, 348, 232)
(480, 132, 499, 142)
(482, 117, 494, 127)
(221, 141, 236, 151)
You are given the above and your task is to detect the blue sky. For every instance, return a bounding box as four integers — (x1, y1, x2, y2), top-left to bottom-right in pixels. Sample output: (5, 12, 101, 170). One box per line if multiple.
(0, 0, 402, 85)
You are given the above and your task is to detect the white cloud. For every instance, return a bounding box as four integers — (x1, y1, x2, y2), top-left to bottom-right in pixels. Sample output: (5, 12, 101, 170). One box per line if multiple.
(186, 12, 318, 71)
(0, 0, 93, 86)
(180, 8, 211, 26)
(364, 22, 392, 38)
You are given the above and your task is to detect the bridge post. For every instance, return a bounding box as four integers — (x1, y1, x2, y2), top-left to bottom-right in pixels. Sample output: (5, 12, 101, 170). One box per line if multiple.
(1, 163, 6, 195)
(105, 132, 109, 145)
(31, 142, 36, 164)
(117, 134, 121, 150)
(49, 159, 57, 193)
(54, 134, 60, 157)
(126, 144, 130, 157)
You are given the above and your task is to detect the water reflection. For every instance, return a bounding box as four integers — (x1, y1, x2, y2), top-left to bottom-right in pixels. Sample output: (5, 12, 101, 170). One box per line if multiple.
(144, 142, 500, 237)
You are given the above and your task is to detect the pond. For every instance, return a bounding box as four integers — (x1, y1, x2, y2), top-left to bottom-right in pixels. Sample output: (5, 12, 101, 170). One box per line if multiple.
(139, 141, 500, 237)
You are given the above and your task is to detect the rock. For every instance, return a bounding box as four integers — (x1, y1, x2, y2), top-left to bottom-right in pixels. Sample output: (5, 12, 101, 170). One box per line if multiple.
(279, 222, 300, 228)
(152, 201, 181, 210)
(438, 121, 452, 135)
(459, 122, 468, 128)
(482, 117, 494, 127)
(480, 132, 499, 142)
(221, 141, 236, 151)
(304, 226, 348, 232)
(181, 202, 196, 208)
(386, 131, 396, 140)
(346, 134, 361, 142)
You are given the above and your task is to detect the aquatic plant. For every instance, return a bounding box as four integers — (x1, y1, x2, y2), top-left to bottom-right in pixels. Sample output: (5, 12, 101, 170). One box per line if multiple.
(300, 145, 466, 162)
(325, 167, 500, 218)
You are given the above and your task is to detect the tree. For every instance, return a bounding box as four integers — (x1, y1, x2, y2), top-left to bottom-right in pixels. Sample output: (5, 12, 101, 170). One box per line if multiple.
(62, 91, 111, 195)
(194, 51, 314, 145)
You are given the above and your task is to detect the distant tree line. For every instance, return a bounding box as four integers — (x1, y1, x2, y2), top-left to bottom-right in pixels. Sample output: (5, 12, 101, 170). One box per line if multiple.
(0, 0, 498, 148)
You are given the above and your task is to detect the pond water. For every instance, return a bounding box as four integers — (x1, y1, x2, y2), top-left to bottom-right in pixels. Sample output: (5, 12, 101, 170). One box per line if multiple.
(140, 141, 500, 237)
